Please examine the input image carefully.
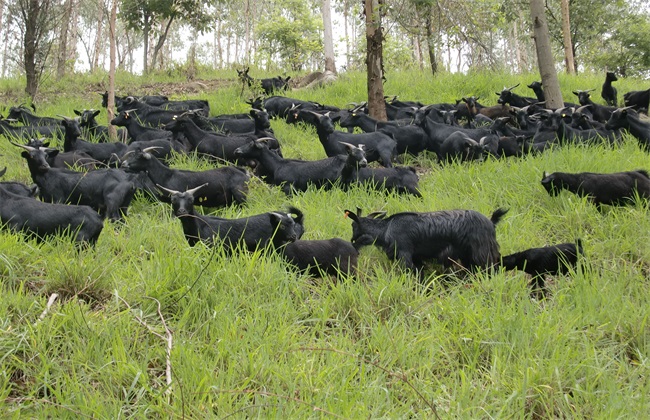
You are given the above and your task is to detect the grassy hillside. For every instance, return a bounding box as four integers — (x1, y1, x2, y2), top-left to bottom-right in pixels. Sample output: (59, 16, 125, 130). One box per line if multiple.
(0, 70, 649, 417)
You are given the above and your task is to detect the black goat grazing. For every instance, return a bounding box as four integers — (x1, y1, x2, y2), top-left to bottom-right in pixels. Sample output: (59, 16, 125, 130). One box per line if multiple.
(161, 184, 302, 250)
(571, 90, 616, 123)
(605, 107, 650, 151)
(0, 118, 60, 140)
(270, 231, 359, 278)
(601, 72, 618, 107)
(541, 170, 650, 206)
(344, 207, 507, 274)
(15, 143, 135, 222)
(238, 67, 291, 95)
(121, 147, 249, 207)
(502, 239, 583, 297)
(340, 143, 421, 196)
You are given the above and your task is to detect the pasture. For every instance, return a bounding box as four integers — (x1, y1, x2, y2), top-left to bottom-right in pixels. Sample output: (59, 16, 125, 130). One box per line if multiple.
(0, 70, 649, 417)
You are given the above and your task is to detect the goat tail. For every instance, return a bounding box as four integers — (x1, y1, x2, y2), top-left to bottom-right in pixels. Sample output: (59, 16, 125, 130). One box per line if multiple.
(490, 208, 509, 226)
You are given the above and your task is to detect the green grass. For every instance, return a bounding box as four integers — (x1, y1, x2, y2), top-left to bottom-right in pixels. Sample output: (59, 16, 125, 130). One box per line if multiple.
(0, 70, 649, 417)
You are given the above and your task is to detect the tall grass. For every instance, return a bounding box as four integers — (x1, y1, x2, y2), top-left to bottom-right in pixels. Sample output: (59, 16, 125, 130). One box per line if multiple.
(0, 70, 649, 417)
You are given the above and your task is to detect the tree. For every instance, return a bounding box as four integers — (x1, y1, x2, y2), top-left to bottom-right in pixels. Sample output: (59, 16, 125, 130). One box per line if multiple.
(322, 0, 336, 73)
(13, 0, 60, 98)
(119, 0, 212, 72)
(559, 0, 574, 74)
(364, 0, 386, 120)
(108, 0, 117, 140)
(530, 0, 562, 109)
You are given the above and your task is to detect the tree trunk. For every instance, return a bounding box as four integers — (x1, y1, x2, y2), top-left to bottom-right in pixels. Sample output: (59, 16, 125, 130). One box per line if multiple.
(107, 0, 117, 140)
(365, 0, 386, 121)
(24, 0, 40, 98)
(425, 10, 437, 77)
(322, 0, 336, 73)
(560, 0, 575, 74)
(92, 0, 104, 71)
(151, 16, 175, 70)
(343, 0, 350, 69)
(143, 16, 150, 73)
(56, 0, 73, 78)
(530, 0, 563, 108)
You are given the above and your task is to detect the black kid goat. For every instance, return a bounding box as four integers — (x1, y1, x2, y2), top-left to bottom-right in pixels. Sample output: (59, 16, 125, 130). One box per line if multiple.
(502, 240, 583, 297)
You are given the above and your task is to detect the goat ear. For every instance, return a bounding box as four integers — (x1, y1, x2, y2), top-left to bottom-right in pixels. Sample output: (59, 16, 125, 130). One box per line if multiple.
(93, 110, 101, 118)
(542, 171, 549, 179)
(74, 110, 81, 116)
(344, 209, 359, 222)
(269, 212, 284, 227)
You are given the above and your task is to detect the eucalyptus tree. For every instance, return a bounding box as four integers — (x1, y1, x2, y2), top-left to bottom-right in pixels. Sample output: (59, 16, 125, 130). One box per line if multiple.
(256, 0, 322, 71)
(119, 0, 212, 73)
(9, 0, 62, 98)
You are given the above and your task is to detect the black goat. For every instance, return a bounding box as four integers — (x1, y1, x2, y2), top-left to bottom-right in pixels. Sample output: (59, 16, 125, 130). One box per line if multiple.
(110, 110, 175, 143)
(311, 112, 397, 167)
(238, 67, 291, 95)
(61, 116, 127, 165)
(541, 170, 650, 206)
(438, 131, 489, 163)
(121, 147, 249, 207)
(271, 233, 359, 278)
(162, 114, 280, 164)
(527, 81, 545, 102)
(25, 138, 98, 170)
(101, 92, 169, 108)
(601, 72, 618, 107)
(233, 138, 353, 195)
(0, 181, 103, 246)
(15, 143, 136, 222)
(74, 109, 128, 143)
(0, 119, 60, 140)
(572, 90, 616, 123)
(247, 96, 339, 120)
(162, 183, 302, 250)
(0, 167, 38, 197)
(496, 84, 537, 107)
(7, 105, 63, 126)
(623, 88, 650, 113)
(340, 143, 421, 196)
(605, 107, 650, 151)
(502, 239, 583, 297)
(345, 207, 507, 274)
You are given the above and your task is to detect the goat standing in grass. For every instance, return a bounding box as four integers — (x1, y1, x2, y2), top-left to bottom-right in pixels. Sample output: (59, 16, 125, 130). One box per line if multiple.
(345, 207, 507, 275)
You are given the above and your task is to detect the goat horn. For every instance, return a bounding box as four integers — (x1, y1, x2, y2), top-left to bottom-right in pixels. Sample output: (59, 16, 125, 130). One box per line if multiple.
(185, 183, 208, 196)
(506, 83, 520, 91)
(576, 105, 592, 113)
(142, 146, 163, 153)
(56, 114, 72, 121)
(9, 141, 35, 151)
(256, 137, 274, 143)
(619, 106, 635, 111)
(338, 141, 358, 149)
(121, 150, 134, 159)
(156, 184, 180, 195)
(0, 167, 6, 177)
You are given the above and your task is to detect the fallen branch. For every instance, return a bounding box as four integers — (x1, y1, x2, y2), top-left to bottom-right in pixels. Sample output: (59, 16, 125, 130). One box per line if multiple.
(116, 293, 173, 399)
(34, 293, 59, 326)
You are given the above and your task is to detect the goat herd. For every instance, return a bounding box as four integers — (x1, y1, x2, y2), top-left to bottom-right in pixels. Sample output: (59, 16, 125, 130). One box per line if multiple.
(1, 73, 650, 296)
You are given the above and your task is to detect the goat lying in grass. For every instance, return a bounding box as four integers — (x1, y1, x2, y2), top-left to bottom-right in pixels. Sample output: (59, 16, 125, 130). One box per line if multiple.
(345, 207, 507, 275)
(541, 170, 650, 206)
(502, 239, 583, 298)
(161, 184, 303, 251)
